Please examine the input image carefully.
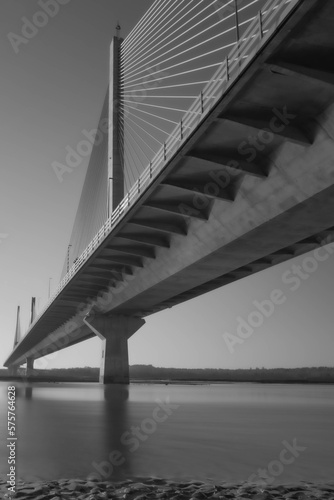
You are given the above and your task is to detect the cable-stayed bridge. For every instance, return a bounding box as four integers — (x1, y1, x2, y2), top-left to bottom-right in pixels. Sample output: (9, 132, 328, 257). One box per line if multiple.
(4, 0, 334, 383)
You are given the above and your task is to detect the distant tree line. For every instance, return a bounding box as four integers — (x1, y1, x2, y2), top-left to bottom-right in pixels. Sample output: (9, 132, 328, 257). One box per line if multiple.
(130, 365, 334, 383)
(1, 365, 333, 383)
(0, 367, 99, 382)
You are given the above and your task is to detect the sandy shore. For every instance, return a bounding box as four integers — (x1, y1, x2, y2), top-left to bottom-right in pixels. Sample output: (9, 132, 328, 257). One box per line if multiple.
(1, 477, 334, 500)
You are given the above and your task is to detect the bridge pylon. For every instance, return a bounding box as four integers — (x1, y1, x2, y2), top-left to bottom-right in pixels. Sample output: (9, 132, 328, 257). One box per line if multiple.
(30, 296, 37, 325)
(84, 314, 145, 384)
(24, 297, 37, 378)
(13, 305, 21, 349)
(8, 306, 21, 376)
(108, 35, 124, 216)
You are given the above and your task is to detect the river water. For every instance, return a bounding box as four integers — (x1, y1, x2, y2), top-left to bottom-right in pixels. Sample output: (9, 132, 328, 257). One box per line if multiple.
(0, 382, 333, 485)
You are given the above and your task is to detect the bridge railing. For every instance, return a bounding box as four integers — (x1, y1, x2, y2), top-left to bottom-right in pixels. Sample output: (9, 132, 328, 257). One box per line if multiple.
(25, 0, 300, 337)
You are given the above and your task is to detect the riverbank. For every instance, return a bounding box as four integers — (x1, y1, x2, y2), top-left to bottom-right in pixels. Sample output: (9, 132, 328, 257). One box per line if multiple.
(1, 365, 333, 384)
(1, 477, 334, 499)
(1, 376, 334, 385)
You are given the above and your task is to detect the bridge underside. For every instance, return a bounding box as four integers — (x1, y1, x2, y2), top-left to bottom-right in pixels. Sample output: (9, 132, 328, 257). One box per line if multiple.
(5, 0, 334, 381)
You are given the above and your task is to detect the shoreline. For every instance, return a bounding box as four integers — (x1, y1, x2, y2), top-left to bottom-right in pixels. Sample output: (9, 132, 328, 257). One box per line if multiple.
(1, 477, 334, 499)
(1, 376, 334, 385)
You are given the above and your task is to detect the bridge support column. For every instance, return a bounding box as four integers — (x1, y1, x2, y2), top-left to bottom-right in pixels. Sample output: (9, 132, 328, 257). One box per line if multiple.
(83, 315, 145, 384)
(8, 365, 19, 377)
(26, 357, 34, 378)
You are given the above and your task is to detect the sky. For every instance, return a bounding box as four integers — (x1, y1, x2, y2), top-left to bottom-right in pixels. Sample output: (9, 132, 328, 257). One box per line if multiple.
(0, 0, 334, 371)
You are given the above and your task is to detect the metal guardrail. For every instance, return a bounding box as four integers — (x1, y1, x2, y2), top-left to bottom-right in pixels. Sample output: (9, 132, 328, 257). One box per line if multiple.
(25, 0, 300, 338)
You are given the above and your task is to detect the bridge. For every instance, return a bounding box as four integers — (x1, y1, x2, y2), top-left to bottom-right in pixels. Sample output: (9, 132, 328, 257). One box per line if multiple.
(4, 0, 334, 383)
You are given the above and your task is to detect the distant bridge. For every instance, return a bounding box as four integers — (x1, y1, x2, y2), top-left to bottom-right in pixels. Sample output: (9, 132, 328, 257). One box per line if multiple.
(4, 0, 334, 383)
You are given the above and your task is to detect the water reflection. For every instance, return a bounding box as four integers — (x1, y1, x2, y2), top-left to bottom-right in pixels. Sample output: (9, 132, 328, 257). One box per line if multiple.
(13, 385, 33, 400)
(100, 385, 133, 481)
(24, 386, 33, 399)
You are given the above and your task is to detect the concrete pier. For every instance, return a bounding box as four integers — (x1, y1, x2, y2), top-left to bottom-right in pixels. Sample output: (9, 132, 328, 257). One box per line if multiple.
(8, 365, 19, 377)
(26, 357, 34, 378)
(84, 315, 145, 384)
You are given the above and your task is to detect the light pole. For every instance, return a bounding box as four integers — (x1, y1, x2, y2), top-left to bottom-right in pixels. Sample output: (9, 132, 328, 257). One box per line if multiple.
(107, 177, 113, 218)
(116, 22, 121, 39)
(67, 244, 72, 273)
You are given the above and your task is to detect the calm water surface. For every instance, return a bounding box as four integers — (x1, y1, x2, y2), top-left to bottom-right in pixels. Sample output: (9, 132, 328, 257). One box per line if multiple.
(0, 382, 333, 484)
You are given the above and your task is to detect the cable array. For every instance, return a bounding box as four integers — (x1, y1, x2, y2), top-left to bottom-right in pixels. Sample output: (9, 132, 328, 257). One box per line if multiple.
(119, 0, 268, 187)
(59, 1, 269, 281)
(59, 92, 109, 280)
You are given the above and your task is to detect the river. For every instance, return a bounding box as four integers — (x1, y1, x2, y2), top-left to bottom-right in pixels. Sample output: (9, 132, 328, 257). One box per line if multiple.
(0, 381, 333, 485)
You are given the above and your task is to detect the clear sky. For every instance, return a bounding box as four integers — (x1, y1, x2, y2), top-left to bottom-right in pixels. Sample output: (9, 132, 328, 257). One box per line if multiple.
(1, 0, 333, 371)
